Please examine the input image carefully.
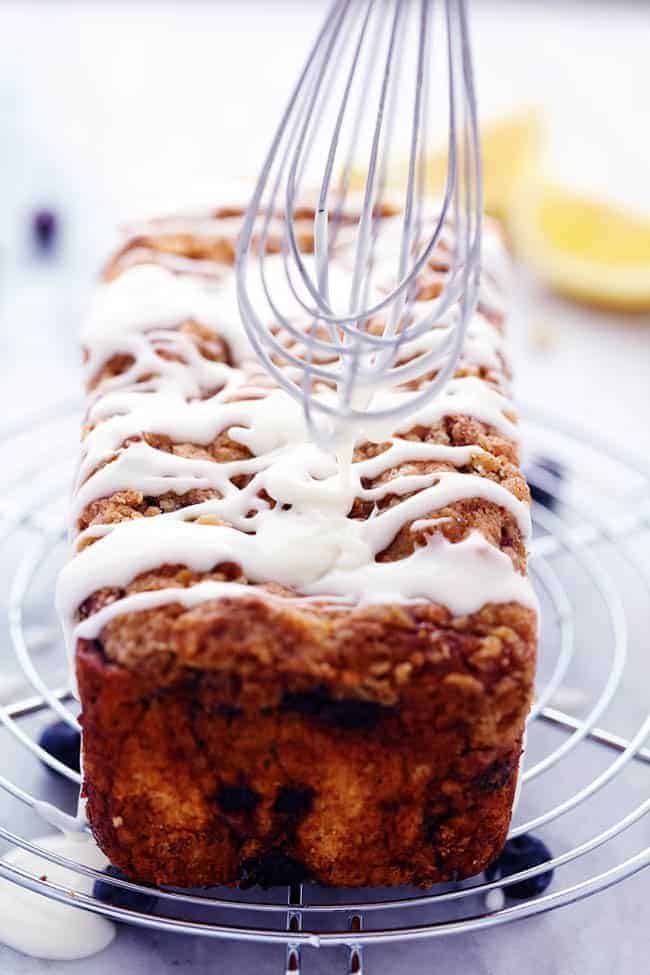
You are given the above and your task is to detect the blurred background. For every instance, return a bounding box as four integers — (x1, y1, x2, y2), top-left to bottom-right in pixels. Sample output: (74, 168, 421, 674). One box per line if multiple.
(0, 1, 648, 973)
(1, 0, 649, 447)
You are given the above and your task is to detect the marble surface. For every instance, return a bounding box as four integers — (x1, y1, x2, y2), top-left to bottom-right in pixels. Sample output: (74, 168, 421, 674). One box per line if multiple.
(0, 1, 648, 972)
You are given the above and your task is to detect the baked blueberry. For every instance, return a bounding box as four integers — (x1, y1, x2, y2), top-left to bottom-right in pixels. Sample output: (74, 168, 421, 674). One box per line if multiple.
(241, 849, 310, 889)
(93, 865, 158, 913)
(38, 720, 81, 774)
(217, 784, 260, 813)
(273, 786, 314, 817)
(281, 687, 390, 730)
(485, 834, 553, 899)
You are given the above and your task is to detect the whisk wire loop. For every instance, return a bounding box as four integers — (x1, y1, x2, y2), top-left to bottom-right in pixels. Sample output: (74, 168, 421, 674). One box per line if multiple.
(237, 0, 482, 449)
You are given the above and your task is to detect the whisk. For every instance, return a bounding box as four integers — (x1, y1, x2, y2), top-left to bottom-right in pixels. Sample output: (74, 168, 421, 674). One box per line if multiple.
(236, 0, 482, 452)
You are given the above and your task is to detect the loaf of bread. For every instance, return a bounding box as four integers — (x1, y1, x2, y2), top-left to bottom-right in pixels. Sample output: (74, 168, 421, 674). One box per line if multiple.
(57, 198, 537, 889)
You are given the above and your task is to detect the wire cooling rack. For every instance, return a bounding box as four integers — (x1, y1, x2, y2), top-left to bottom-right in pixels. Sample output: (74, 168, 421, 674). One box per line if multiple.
(0, 400, 648, 973)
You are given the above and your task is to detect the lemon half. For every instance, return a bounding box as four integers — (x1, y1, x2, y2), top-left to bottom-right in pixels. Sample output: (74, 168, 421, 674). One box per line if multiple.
(351, 106, 543, 225)
(448, 106, 542, 224)
(511, 185, 650, 311)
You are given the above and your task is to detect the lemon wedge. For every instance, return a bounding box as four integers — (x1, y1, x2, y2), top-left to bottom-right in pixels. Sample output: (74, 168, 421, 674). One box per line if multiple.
(435, 106, 543, 224)
(351, 106, 543, 225)
(511, 185, 650, 310)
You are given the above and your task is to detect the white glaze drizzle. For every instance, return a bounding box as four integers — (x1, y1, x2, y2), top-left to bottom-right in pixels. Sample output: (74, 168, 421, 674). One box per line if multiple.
(57, 204, 536, 646)
(68, 530, 534, 648)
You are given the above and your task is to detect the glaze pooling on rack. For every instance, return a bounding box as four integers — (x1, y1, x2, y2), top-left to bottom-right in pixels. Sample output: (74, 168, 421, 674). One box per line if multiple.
(56, 201, 535, 647)
(0, 833, 115, 960)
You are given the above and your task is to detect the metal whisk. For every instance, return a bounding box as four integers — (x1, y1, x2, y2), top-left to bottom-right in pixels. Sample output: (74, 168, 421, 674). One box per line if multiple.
(236, 0, 482, 451)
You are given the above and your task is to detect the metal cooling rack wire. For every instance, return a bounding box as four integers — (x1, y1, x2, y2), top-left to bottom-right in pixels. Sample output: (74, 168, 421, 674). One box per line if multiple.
(0, 402, 647, 973)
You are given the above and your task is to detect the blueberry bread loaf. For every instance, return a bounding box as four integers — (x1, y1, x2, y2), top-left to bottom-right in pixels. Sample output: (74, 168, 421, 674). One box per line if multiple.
(57, 199, 537, 889)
